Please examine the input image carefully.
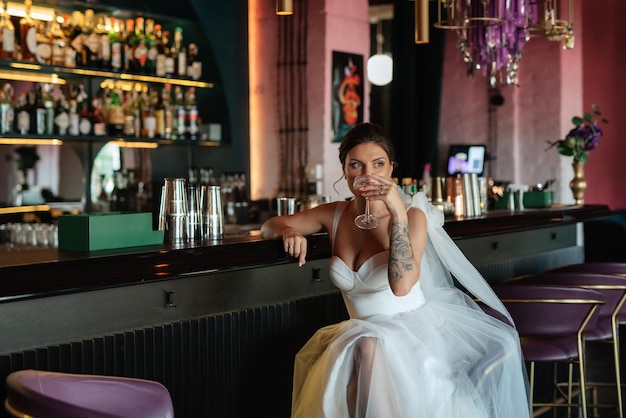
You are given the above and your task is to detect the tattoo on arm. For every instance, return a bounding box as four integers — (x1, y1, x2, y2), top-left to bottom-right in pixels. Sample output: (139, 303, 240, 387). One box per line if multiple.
(388, 221, 415, 285)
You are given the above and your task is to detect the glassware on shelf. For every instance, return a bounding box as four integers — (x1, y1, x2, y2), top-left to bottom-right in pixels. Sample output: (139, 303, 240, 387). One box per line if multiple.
(353, 174, 381, 229)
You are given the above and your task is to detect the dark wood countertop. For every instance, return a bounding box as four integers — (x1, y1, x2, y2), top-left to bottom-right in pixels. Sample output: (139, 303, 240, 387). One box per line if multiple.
(0, 204, 615, 302)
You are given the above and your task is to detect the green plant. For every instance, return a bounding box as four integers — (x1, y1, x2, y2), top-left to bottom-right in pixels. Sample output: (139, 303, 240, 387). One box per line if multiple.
(13, 146, 40, 171)
(546, 104, 609, 163)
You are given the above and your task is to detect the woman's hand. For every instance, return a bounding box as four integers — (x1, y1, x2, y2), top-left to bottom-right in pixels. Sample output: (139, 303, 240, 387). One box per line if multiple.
(281, 227, 308, 267)
(361, 173, 406, 219)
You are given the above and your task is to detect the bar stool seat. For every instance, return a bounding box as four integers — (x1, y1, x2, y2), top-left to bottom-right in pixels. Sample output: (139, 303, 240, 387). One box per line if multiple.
(5, 369, 174, 418)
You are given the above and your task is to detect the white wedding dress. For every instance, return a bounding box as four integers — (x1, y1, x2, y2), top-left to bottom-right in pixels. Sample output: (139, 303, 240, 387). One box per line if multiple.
(291, 192, 529, 418)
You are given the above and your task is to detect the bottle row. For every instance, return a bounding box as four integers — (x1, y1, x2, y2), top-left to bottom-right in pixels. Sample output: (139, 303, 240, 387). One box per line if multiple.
(0, 0, 202, 79)
(0, 81, 204, 140)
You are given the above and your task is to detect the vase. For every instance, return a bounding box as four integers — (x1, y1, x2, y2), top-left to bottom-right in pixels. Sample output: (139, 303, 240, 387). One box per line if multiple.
(569, 162, 587, 206)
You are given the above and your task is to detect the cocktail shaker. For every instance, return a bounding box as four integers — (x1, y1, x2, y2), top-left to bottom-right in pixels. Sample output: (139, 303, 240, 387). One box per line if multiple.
(201, 185, 224, 240)
(160, 178, 188, 244)
(187, 183, 203, 242)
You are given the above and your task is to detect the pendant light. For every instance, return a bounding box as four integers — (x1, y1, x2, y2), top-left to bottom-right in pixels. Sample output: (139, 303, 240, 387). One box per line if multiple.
(367, 21, 393, 86)
(276, 0, 293, 16)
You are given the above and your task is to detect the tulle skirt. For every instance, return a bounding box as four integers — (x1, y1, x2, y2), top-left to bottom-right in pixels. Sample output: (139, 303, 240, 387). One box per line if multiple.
(291, 289, 529, 418)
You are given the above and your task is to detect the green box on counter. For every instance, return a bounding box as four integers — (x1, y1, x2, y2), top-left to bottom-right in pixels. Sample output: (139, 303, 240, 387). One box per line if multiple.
(494, 191, 554, 209)
(58, 212, 164, 251)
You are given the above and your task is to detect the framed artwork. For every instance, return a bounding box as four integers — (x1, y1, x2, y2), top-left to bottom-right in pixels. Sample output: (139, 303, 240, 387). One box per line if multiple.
(331, 51, 364, 143)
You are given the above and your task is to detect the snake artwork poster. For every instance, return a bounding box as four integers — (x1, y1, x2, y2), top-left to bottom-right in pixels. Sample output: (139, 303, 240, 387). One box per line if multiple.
(331, 51, 364, 143)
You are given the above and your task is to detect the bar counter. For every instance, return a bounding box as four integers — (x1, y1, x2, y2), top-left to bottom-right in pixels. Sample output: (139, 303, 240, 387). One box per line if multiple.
(0, 204, 614, 302)
(0, 204, 616, 418)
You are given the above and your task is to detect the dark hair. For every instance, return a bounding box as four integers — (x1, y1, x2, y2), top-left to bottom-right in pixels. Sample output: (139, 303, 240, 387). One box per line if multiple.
(338, 122, 395, 166)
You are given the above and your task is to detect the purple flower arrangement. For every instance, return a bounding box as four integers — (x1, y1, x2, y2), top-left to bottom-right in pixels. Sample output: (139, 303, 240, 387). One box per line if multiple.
(547, 104, 608, 163)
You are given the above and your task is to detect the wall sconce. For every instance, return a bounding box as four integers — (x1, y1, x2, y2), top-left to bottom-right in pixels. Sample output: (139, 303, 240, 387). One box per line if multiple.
(367, 21, 393, 86)
(414, 0, 429, 44)
(276, 0, 293, 16)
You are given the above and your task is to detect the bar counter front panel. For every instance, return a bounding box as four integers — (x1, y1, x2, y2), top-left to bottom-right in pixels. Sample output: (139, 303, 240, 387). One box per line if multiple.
(0, 205, 614, 417)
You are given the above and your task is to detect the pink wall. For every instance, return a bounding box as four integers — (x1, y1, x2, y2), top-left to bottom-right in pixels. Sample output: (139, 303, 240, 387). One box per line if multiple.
(439, 0, 625, 210)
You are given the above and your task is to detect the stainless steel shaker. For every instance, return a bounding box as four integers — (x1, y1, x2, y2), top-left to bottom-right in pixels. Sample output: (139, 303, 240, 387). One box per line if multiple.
(160, 178, 188, 244)
(187, 183, 203, 242)
(201, 185, 224, 240)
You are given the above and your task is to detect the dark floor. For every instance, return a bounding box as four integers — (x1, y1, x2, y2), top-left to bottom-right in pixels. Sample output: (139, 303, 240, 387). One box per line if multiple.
(532, 332, 626, 418)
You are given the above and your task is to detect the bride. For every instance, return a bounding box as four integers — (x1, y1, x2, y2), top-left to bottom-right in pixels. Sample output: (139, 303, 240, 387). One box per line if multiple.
(261, 122, 529, 418)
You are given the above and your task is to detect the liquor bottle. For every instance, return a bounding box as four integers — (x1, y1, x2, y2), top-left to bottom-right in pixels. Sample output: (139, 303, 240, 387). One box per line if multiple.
(91, 95, 106, 136)
(0, 0, 15, 60)
(96, 14, 111, 70)
(42, 83, 54, 135)
(19, 0, 37, 62)
(176, 27, 187, 78)
(174, 86, 186, 139)
(68, 97, 79, 136)
(154, 24, 167, 77)
(107, 89, 125, 135)
(164, 29, 176, 77)
(109, 18, 123, 71)
(124, 18, 135, 72)
(50, 11, 66, 66)
(131, 88, 141, 137)
(76, 84, 92, 135)
(34, 19, 51, 65)
(154, 88, 165, 138)
(15, 91, 30, 135)
(185, 87, 198, 140)
(122, 90, 135, 137)
(141, 89, 155, 138)
(133, 17, 148, 74)
(68, 11, 84, 67)
(187, 43, 202, 81)
(30, 85, 46, 135)
(162, 84, 173, 139)
(144, 19, 156, 75)
(53, 92, 69, 136)
(0, 82, 14, 134)
(82, 9, 100, 68)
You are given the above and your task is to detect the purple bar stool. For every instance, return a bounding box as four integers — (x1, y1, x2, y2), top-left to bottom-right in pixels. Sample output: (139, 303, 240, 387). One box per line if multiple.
(491, 284, 606, 418)
(549, 262, 626, 323)
(508, 272, 626, 418)
(4, 369, 175, 418)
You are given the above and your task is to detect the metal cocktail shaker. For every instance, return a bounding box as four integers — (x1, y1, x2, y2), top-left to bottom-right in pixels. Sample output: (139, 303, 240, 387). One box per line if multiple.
(160, 178, 188, 244)
(187, 183, 203, 242)
(201, 185, 224, 240)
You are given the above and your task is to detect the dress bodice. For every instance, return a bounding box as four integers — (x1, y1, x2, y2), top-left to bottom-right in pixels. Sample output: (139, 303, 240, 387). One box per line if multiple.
(329, 202, 426, 319)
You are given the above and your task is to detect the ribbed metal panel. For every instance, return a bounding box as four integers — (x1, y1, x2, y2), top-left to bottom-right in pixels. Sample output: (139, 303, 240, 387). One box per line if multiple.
(0, 293, 347, 418)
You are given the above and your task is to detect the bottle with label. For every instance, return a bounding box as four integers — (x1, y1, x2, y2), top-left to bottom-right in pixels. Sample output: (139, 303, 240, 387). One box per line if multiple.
(187, 43, 202, 81)
(91, 95, 106, 136)
(19, 0, 37, 62)
(34, 19, 51, 65)
(15, 92, 30, 135)
(54, 93, 69, 136)
(134, 17, 148, 74)
(122, 89, 135, 137)
(185, 87, 198, 140)
(66, 11, 83, 68)
(0, 82, 14, 134)
(141, 89, 155, 138)
(162, 84, 173, 139)
(50, 11, 66, 66)
(42, 83, 54, 135)
(76, 84, 92, 135)
(31, 85, 46, 135)
(109, 17, 123, 71)
(107, 89, 125, 135)
(145, 19, 157, 75)
(124, 18, 135, 72)
(96, 14, 111, 70)
(154, 88, 165, 138)
(82, 9, 100, 68)
(174, 86, 186, 139)
(68, 97, 79, 136)
(164, 28, 177, 77)
(154, 24, 167, 77)
(0, 0, 15, 60)
(176, 28, 187, 78)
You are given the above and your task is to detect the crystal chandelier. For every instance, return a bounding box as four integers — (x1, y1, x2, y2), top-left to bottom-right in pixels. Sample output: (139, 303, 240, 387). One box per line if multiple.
(428, 0, 574, 87)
